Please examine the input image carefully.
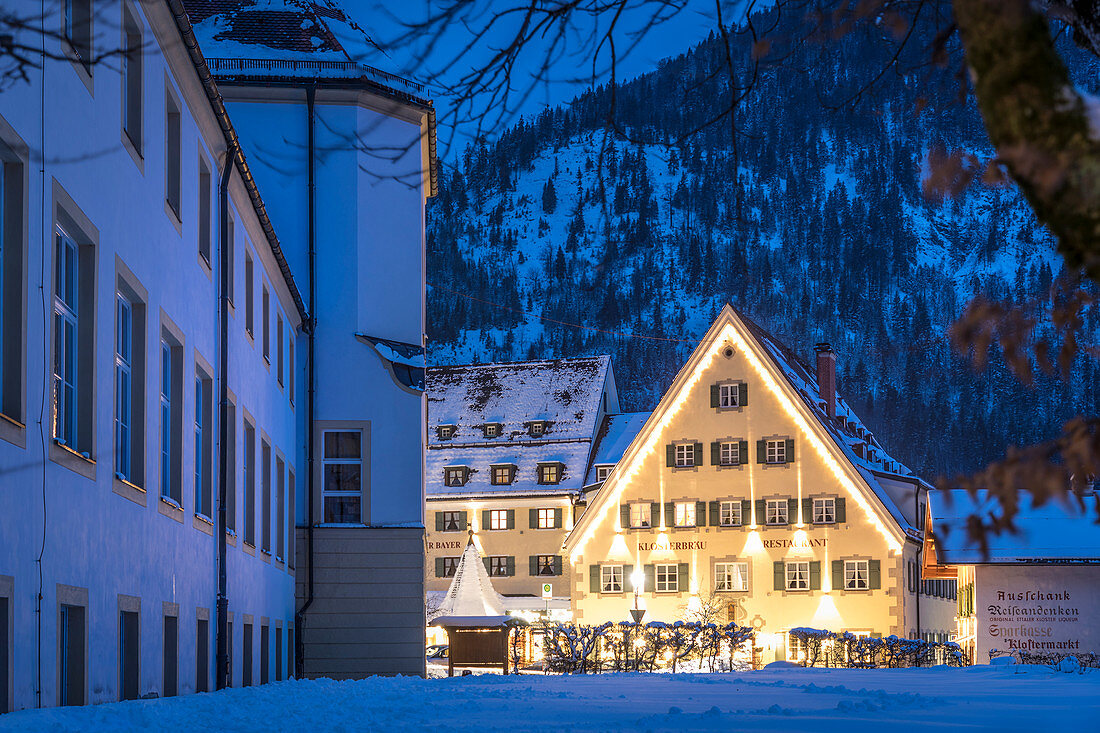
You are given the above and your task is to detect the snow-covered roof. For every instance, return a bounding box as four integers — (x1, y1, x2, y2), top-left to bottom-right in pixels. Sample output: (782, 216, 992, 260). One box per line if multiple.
(427, 441, 592, 498)
(584, 412, 650, 485)
(929, 489, 1100, 564)
(433, 540, 507, 621)
(183, 0, 428, 100)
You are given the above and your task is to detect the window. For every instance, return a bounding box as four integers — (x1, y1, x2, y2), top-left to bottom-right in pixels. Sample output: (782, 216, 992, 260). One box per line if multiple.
(437, 425, 455, 440)
(59, 603, 85, 706)
(535, 508, 556, 529)
(488, 509, 509, 531)
(715, 562, 748, 592)
(629, 502, 651, 529)
(444, 467, 468, 487)
(600, 565, 623, 593)
(718, 441, 740, 466)
(276, 314, 284, 386)
(528, 421, 545, 437)
(261, 284, 270, 362)
(674, 443, 695, 467)
(166, 94, 182, 219)
(227, 619, 233, 687)
(63, 0, 93, 69)
(483, 423, 500, 438)
(786, 561, 810, 591)
(719, 501, 742, 526)
(595, 465, 613, 482)
(718, 383, 739, 408)
(242, 622, 253, 687)
(673, 501, 696, 527)
(0, 595, 8, 713)
(118, 610, 139, 701)
(845, 560, 869, 590)
(162, 614, 177, 697)
(244, 252, 254, 337)
(655, 563, 679, 593)
(322, 430, 362, 523)
(0, 141, 27, 426)
(160, 332, 182, 502)
(52, 230, 79, 448)
(261, 439, 271, 550)
(490, 465, 514, 485)
(225, 217, 235, 304)
(274, 628, 283, 682)
(534, 555, 559, 576)
(114, 296, 133, 480)
(787, 633, 807, 663)
(225, 401, 236, 532)
(243, 420, 256, 544)
(276, 456, 285, 560)
(765, 499, 788, 525)
(537, 463, 560, 484)
(487, 556, 512, 577)
(765, 439, 786, 464)
(813, 497, 836, 524)
(122, 7, 142, 151)
(196, 617, 209, 693)
(287, 471, 296, 569)
(439, 557, 459, 577)
(288, 339, 295, 403)
(440, 511, 463, 532)
(194, 369, 212, 518)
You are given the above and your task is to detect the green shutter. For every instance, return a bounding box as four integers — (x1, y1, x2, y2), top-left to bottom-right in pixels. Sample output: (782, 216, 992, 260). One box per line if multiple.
(434, 512, 444, 532)
(529, 556, 538, 576)
(664, 502, 674, 527)
(835, 497, 846, 524)
(773, 562, 785, 590)
(741, 499, 752, 522)
(738, 440, 749, 464)
(458, 511, 468, 531)
(787, 498, 797, 524)
(435, 557, 444, 578)
(709, 501, 720, 526)
(710, 384, 720, 408)
(757, 439, 766, 463)
(677, 563, 689, 592)
(785, 438, 795, 463)
(755, 499, 765, 525)
(711, 441, 720, 465)
(738, 382, 748, 406)
(802, 498, 813, 524)
(696, 501, 707, 526)
(869, 559, 881, 590)
(507, 509, 515, 529)
(529, 508, 538, 529)
(693, 442, 703, 466)
(506, 556, 515, 576)
(620, 504, 631, 529)
(553, 556, 562, 576)
(832, 560, 843, 591)
(482, 510, 491, 530)
(666, 444, 675, 467)
(643, 564, 655, 593)
(624, 564, 635, 591)
(483, 557, 491, 573)
(650, 503, 660, 528)
(554, 507, 563, 528)
(809, 561, 821, 590)
(590, 565, 600, 593)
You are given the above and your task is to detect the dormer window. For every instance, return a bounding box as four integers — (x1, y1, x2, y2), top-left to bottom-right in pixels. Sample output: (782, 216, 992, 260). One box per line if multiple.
(490, 464, 516, 485)
(527, 420, 549, 437)
(444, 466, 470, 487)
(595, 465, 614, 482)
(482, 423, 502, 438)
(437, 425, 456, 441)
(537, 462, 563, 485)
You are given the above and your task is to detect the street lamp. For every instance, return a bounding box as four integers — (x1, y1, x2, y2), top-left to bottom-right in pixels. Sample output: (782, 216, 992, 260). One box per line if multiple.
(628, 568, 645, 670)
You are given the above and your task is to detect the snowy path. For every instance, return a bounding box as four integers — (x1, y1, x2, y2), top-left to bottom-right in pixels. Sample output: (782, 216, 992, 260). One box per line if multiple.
(1, 666, 1096, 732)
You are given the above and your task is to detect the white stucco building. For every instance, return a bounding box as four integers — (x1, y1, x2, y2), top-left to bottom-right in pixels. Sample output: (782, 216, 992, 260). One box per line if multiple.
(0, 0, 431, 711)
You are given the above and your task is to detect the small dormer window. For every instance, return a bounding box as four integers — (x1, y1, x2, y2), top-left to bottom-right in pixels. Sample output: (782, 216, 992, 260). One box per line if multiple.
(595, 465, 614, 482)
(528, 421, 546, 437)
(482, 423, 502, 438)
(444, 467, 469, 487)
(537, 463, 563, 485)
(437, 425, 456, 440)
(491, 464, 516, 485)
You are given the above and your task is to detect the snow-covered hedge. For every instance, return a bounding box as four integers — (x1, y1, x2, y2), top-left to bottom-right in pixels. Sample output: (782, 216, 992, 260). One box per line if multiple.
(988, 649, 1099, 670)
(787, 628, 968, 668)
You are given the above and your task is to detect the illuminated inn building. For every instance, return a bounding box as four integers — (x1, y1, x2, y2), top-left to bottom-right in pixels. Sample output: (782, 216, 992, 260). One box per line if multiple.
(563, 306, 957, 661)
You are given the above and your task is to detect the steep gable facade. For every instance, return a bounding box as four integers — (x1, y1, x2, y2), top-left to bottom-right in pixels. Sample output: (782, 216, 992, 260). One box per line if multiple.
(564, 306, 956, 659)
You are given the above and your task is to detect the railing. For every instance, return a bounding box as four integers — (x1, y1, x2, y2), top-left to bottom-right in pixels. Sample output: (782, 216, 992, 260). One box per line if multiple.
(206, 57, 426, 96)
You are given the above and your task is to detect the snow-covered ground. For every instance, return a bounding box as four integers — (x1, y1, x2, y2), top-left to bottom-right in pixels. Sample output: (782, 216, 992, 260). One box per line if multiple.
(2, 665, 1097, 732)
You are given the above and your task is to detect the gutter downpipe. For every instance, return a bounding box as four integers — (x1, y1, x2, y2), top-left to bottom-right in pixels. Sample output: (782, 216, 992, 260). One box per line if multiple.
(914, 487, 923, 651)
(215, 142, 237, 690)
(294, 84, 318, 678)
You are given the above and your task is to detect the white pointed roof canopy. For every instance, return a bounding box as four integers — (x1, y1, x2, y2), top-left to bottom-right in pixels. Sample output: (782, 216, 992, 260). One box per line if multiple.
(563, 304, 916, 560)
(432, 536, 512, 627)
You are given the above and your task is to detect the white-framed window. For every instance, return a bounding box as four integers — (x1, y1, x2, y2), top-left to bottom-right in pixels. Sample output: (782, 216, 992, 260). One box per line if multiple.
(720, 441, 740, 465)
(444, 467, 467, 487)
(488, 556, 511, 577)
(441, 557, 459, 577)
(536, 508, 555, 529)
(785, 561, 810, 591)
(673, 501, 696, 527)
(437, 425, 455, 440)
(322, 430, 362, 523)
(844, 560, 870, 590)
(715, 562, 748, 592)
(441, 511, 463, 532)
(529, 421, 545, 437)
(787, 633, 807, 662)
(595, 465, 614, 482)
(766, 439, 787, 464)
(600, 565, 623, 593)
(537, 463, 560, 484)
(52, 230, 79, 448)
(718, 383, 739, 408)
(719, 500, 742, 526)
(675, 443, 695, 467)
(629, 502, 651, 529)
(490, 465, 513, 485)
(483, 423, 500, 438)
(766, 499, 788, 525)
(114, 295, 132, 480)
(535, 555, 558, 576)
(656, 563, 679, 593)
(488, 509, 508, 530)
(813, 497, 836, 524)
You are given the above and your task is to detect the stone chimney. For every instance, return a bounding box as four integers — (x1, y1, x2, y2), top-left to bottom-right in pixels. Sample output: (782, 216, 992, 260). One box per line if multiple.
(814, 343, 836, 421)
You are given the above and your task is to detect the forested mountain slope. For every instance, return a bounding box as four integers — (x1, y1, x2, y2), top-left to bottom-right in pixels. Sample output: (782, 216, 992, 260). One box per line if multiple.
(425, 9, 1100, 478)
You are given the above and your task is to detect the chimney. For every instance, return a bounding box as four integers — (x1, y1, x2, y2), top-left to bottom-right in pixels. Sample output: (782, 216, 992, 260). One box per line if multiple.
(814, 343, 836, 421)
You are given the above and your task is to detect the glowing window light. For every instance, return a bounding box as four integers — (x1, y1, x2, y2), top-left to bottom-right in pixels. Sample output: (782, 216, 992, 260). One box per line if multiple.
(568, 317, 903, 560)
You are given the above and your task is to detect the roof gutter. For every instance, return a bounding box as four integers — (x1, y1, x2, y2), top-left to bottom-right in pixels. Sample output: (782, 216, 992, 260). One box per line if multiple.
(163, 0, 310, 326)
